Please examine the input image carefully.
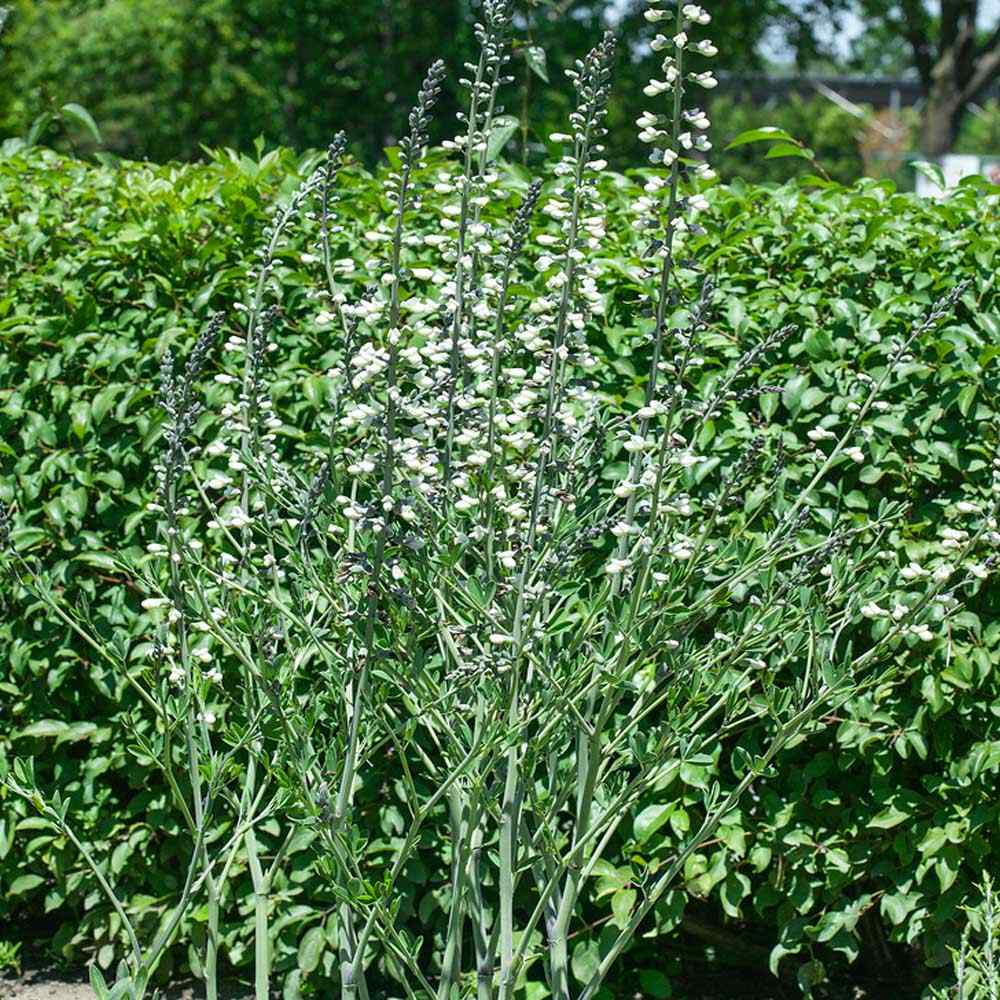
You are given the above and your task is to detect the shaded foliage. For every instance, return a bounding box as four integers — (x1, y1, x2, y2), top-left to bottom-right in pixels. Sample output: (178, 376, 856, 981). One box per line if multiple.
(0, 0, 855, 170)
(1, 145, 999, 994)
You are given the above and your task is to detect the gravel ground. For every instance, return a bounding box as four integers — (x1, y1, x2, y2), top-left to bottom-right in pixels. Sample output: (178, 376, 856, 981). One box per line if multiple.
(0, 974, 251, 1000)
(0, 969, 889, 1000)
(1, 977, 93, 1000)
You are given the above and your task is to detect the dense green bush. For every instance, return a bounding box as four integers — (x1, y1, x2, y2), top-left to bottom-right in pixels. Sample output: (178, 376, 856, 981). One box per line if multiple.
(706, 94, 865, 186)
(2, 144, 999, 995)
(0, 0, 478, 164)
(955, 100, 1000, 158)
(0, 0, 871, 185)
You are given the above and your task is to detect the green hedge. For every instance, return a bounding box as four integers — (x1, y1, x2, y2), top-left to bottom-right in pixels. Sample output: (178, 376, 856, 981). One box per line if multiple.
(2, 145, 1000, 995)
(706, 94, 865, 186)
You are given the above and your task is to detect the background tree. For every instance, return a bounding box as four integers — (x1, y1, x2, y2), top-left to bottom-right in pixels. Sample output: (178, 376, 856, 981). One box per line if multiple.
(851, 0, 1000, 155)
(0, 0, 847, 166)
(5, 2, 999, 169)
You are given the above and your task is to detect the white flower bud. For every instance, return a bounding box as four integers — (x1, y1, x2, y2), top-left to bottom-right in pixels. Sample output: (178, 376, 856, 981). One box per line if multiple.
(691, 71, 718, 88)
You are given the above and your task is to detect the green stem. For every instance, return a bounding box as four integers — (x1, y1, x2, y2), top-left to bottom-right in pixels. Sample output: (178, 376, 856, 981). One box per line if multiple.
(443, 47, 487, 482)
(205, 875, 219, 1000)
(469, 822, 493, 1000)
(244, 755, 270, 1000)
(497, 744, 521, 999)
(438, 788, 470, 1000)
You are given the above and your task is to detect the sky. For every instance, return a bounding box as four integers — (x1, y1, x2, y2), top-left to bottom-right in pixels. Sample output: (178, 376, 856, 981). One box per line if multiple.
(808, 1, 1000, 61)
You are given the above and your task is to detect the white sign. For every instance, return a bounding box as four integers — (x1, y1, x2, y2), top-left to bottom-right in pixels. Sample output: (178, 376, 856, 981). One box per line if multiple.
(915, 154, 995, 197)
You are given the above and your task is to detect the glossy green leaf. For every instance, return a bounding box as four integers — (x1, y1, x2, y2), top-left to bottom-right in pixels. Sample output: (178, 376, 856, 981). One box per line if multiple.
(725, 126, 797, 149)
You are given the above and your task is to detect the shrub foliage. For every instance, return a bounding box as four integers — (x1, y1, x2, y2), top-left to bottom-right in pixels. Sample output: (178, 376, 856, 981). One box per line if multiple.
(1, 135, 999, 994)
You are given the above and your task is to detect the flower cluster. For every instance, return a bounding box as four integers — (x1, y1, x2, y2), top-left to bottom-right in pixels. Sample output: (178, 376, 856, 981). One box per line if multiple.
(637, 1, 716, 185)
(0, 501, 11, 551)
(305, 27, 618, 626)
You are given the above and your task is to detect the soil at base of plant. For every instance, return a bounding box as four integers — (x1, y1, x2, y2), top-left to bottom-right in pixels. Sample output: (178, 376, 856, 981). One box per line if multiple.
(2, 968, 910, 1000)
(1, 972, 251, 1000)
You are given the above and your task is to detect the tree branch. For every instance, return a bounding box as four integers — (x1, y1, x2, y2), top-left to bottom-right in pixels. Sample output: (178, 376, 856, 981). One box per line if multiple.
(954, 1, 981, 92)
(896, 0, 935, 86)
(960, 42, 1000, 102)
(939, 0, 971, 54)
(976, 17, 1000, 62)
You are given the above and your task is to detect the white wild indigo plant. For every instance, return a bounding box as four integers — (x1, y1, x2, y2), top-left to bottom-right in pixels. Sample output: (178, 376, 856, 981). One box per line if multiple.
(2, 2, 997, 999)
(933, 873, 1000, 1000)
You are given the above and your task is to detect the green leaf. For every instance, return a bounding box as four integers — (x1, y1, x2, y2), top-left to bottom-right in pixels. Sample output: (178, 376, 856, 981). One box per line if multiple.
(89, 965, 110, 1000)
(912, 160, 945, 190)
(610, 888, 636, 928)
(957, 384, 977, 417)
(852, 252, 877, 274)
(297, 925, 325, 974)
(571, 939, 600, 984)
(17, 720, 71, 739)
(25, 112, 55, 148)
(815, 911, 844, 943)
(718, 824, 746, 855)
(936, 854, 959, 893)
(918, 827, 947, 856)
(524, 45, 549, 82)
(302, 376, 328, 406)
(9, 874, 45, 895)
(283, 970, 302, 1000)
(679, 761, 709, 790)
(797, 959, 826, 992)
(638, 969, 672, 998)
(485, 115, 521, 164)
(764, 142, 811, 160)
(721, 872, 750, 917)
(760, 390, 779, 420)
(869, 803, 911, 829)
(633, 803, 672, 843)
(770, 942, 801, 977)
(61, 103, 103, 145)
(91, 386, 120, 424)
(881, 891, 917, 926)
(799, 386, 827, 411)
(75, 552, 120, 572)
(63, 487, 89, 519)
(669, 807, 690, 836)
(782, 374, 809, 412)
(70, 400, 91, 441)
(726, 297, 746, 333)
(725, 126, 796, 149)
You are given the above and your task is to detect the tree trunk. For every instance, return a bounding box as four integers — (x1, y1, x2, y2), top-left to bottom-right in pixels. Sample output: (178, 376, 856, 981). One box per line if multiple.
(920, 91, 962, 157)
(895, 3, 1000, 157)
(920, 76, 963, 157)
